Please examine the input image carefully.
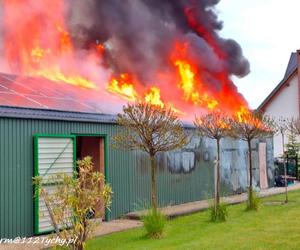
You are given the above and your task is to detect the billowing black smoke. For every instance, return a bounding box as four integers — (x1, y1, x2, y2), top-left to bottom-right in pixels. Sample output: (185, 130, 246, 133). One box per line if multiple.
(67, 0, 250, 84)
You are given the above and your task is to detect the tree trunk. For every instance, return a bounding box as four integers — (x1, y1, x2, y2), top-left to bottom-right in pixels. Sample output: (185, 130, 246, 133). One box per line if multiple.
(248, 139, 253, 206)
(76, 241, 83, 250)
(150, 155, 158, 212)
(216, 139, 221, 207)
(282, 132, 288, 203)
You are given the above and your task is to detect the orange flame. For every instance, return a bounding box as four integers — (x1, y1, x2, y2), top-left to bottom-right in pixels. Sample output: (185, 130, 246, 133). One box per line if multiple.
(107, 75, 181, 112)
(175, 59, 219, 109)
(107, 76, 165, 106)
(3, 0, 97, 89)
(107, 74, 138, 101)
(106, 41, 250, 120)
(144, 87, 164, 107)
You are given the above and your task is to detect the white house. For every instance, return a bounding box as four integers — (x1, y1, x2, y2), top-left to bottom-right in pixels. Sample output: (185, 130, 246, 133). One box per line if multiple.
(258, 50, 300, 157)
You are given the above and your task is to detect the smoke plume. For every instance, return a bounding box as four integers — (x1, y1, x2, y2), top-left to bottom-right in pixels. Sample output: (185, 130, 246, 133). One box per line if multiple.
(68, 0, 250, 84)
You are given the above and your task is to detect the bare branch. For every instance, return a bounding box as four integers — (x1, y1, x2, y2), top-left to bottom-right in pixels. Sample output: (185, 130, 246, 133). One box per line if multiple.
(112, 102, 188, 155)
(194, 111, 232, 140)
(229, 111, 274, 141)
(288, 117, 300, 135)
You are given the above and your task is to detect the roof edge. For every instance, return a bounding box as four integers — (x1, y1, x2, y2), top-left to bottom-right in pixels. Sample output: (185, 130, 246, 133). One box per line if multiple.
(0, 105, 195, 128)
(257, 68, 297, 112)
(0, 106, 117, 124)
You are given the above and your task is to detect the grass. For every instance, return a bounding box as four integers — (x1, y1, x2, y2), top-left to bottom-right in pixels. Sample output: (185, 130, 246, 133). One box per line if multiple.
(86, 190, 300, 250)
(142, 209, 166, 238)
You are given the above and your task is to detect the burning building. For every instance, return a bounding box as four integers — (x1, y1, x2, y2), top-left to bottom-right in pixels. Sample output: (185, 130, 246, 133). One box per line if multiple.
(0, 0, 274, 238)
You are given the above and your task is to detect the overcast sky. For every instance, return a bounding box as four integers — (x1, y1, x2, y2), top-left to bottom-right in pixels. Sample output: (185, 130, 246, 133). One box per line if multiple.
(218, 0, 300, 109)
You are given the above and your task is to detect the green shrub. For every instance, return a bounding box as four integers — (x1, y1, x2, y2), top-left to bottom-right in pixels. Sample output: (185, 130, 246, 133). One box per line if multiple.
(246, 188, 260, 211)
(33, 156, 113, 250)
(142, 209, 166, 239)
(210, 202, 228, 222)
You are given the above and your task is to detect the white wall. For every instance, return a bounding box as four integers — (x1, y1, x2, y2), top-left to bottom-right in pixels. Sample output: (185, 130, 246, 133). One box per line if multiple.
(264, 74, 299, 156)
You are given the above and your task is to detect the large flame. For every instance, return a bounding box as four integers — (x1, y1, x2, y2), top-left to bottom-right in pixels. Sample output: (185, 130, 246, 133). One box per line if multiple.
(106, 41, 250, 119)
(2, 0, 251, 122)
(106, 75, 165, 108)
(174, 59, 219, 110)
(3, 0, 97, 89)
(107, 74, 138, 101)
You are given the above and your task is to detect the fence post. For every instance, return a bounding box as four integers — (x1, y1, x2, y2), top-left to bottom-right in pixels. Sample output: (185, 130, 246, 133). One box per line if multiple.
(286, 154, 289, 176)
(296, 154, 299, 180)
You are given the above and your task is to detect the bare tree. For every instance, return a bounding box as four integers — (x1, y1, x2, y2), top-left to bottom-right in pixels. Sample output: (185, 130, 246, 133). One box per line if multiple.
(290, 117, 300, 135)
(230, 111, 273, 210)
(113, 102, 187, 212)
(285, 120, 300, 156)
(272, 117, 290, 203)
(194, 112, 231, 216)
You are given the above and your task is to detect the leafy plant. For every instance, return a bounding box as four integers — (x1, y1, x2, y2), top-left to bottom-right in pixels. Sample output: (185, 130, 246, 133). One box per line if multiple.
(142, 209, 166, 239)
(33, 156, 113, 250)
(246, 188, 260, 211)
(209, 201, 228, 222)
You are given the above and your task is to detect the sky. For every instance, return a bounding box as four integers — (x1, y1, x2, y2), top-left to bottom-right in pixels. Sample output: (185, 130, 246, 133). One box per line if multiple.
(218, 0, 300, 109)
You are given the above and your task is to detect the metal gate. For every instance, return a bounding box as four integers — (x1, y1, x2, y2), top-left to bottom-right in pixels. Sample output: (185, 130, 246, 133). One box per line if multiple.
(274, 155, 299, 179)
(33, 135, 76, 234)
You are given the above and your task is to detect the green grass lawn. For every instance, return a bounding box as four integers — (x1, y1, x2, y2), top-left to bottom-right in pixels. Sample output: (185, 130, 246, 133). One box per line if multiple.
(87, 190, 300, 250)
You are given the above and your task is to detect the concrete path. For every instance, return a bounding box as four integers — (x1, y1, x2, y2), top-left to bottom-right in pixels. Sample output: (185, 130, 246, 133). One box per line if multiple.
(127, 182, 300, 219)
(92, 219, 142, 237)
(1, 183, 300, 250)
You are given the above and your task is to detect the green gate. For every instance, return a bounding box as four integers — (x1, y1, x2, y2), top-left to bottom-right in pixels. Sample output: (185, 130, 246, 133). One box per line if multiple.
(33, 135, 76, 234)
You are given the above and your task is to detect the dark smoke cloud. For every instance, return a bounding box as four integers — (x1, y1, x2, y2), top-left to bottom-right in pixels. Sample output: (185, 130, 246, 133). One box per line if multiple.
(67, 0, 250, 84)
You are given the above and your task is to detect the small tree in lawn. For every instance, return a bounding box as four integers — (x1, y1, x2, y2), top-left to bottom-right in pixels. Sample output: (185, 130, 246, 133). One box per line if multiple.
(230, 111, 273, 210)
(113, 102, 187, 213)
(194, 112, 231, 221)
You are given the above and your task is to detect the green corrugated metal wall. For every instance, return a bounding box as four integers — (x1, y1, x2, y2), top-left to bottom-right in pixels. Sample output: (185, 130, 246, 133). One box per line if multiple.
(0, 117, 214, 238)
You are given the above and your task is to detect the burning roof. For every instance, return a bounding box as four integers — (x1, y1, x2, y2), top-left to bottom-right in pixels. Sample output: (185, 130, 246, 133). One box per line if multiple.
(0, 0, 251, 120)
(0, 73, 125, 114)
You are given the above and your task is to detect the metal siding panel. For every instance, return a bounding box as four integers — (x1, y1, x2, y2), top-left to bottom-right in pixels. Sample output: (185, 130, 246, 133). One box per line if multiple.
(0, 117, 187, 237)
(15, 119, 21, 236)
(0, 119, 5, 236)
(8, 119, 13, 237)
(0, 116, 274, 238)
